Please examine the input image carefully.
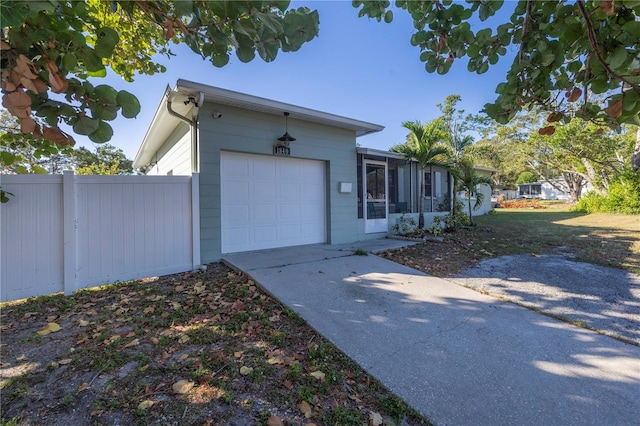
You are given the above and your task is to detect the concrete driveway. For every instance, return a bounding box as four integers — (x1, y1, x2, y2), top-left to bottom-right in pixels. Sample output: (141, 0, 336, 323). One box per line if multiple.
(223, 240, 640, 426)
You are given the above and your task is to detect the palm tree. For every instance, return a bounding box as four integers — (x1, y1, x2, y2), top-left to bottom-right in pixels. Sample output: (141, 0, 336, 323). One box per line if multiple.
(456, 158, 493, 225)
(391, 119, 456, 229)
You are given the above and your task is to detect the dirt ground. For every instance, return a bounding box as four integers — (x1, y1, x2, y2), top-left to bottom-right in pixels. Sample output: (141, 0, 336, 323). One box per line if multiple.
(1, 264, 429, 426)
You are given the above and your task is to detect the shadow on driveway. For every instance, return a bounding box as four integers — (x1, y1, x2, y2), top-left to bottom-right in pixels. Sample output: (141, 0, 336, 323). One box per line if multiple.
(225, 248, 640, 426)
(451, 254, 640, 345)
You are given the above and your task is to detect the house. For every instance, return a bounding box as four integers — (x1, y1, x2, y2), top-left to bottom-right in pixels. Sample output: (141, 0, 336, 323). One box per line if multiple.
(517, 180, 594, 200)
(133, 80, 454, 263)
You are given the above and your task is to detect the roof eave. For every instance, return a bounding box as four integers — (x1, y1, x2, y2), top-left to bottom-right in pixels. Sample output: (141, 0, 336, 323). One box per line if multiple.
(176, 79, 384, 137)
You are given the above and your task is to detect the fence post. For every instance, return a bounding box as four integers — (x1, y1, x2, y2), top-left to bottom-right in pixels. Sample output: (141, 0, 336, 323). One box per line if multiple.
(63, 170, 77, 295)
(191, 172, 201, 270)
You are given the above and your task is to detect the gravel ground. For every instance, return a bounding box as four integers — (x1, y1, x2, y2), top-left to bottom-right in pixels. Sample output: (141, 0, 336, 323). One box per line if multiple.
(451, 254, 640, 345)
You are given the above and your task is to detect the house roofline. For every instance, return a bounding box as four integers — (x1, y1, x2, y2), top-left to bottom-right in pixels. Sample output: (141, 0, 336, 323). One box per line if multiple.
(133, 80, 385, 168)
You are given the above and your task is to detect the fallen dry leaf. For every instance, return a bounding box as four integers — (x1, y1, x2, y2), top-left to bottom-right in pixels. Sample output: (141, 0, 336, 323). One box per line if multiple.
(172, 380, 194, 394)
(266, 416, 284, 426)
(369, 411, 383, 426)
(58, 358, 72, 365)
(239, 366, 253, 376)
(78, 320, 90, 327)
(298, 400, 312, 418)
(267, 356, 283, 365)
(36, 322, 61, 336)
(138, 400, 155, 410)
(78, 382, 89, 392)
(124, 338, 140, 348)
(309, 370, 325, 381)
(16, 354, 26, 361)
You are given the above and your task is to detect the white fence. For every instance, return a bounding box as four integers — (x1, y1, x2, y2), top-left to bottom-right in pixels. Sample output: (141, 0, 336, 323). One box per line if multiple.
(1, 172, 200, 302)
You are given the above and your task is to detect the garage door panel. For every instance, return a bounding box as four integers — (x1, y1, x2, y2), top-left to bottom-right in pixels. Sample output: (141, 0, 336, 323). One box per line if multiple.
(278, 204, 301, 222)
(301, 204, 324, 221)
(223, 181, 250, 202)
(222, 227, 250, 248)
(301, 183, 324, 200)
(221, 152, 325, 253)
(254, 182, 276, 201)
(254, 226, 277, 243)
(222, 205, 250, 225)
(277, 162, 301, 179)
(252, 158, 277, 179)
(277, 183, 302, 201)
(278, 224, 302, 241)
(301, 165, 324, 182)
(253, 204, 277, 223)
(222, 156, 250, 176)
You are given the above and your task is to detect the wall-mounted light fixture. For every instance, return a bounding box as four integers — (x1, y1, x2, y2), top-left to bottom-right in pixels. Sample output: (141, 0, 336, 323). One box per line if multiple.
(277, 112, 296, 142)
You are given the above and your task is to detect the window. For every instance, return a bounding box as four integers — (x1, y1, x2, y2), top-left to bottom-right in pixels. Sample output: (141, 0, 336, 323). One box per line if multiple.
(424, 171, 432, 198)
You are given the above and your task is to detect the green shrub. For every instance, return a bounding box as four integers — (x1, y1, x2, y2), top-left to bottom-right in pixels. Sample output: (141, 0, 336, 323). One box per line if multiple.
(604, 170, 640, 214)
(572, 191, 606, 213)
(573, 171, 640, 214)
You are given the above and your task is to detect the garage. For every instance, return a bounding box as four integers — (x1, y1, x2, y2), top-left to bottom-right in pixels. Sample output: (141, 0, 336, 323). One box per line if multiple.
(220, 151, 326, 253)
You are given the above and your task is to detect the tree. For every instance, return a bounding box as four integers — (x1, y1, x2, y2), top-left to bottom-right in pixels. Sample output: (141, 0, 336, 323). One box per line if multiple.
(471, 111, 541, 189)
(391, 119, 455, 229)
(0, 110, 73, 174)
(516, 171, 538, 185)
(526, 118, 634, 200)
(456, 158, 493, 226)
(437, 95, 474, 215)
(72, 144, 133, 175)
(1, 1, 319, 147)
(354, 1, 640, 130)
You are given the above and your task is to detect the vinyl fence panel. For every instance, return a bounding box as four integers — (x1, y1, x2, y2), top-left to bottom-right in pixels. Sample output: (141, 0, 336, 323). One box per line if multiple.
(1, 173, 200, 302)
(1, 175, 65, 301)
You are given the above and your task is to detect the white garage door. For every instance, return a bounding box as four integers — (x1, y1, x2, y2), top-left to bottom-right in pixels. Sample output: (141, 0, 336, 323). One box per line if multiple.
(221, 151, 326, 253)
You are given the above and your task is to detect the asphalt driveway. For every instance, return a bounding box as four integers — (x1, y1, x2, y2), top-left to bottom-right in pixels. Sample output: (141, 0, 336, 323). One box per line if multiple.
(452, 254, 640, 345)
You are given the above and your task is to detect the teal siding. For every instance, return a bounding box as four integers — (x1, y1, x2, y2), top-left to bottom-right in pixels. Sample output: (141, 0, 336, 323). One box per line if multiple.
(198, 103, 359, 263)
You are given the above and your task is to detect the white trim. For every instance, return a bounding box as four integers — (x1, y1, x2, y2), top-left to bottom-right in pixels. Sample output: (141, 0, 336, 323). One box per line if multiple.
(363, 159, 388, 233)
(356, 147, 407, 160)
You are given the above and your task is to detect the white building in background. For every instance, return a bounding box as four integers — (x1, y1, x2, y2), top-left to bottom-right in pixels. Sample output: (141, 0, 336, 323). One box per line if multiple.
(518, 180, 594, 200)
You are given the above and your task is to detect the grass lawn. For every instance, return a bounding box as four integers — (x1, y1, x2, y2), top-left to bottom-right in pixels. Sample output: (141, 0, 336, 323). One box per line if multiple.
(381, 203, 640, 276)
(477, 204, 640, 274)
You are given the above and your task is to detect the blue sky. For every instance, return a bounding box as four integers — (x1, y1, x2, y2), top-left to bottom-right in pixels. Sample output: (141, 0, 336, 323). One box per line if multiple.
(79, 0, 515, 159)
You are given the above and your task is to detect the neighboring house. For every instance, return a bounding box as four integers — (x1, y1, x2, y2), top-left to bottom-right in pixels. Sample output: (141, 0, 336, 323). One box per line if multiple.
(518, 180, 594, 200)
(133, 80, 454, 262)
